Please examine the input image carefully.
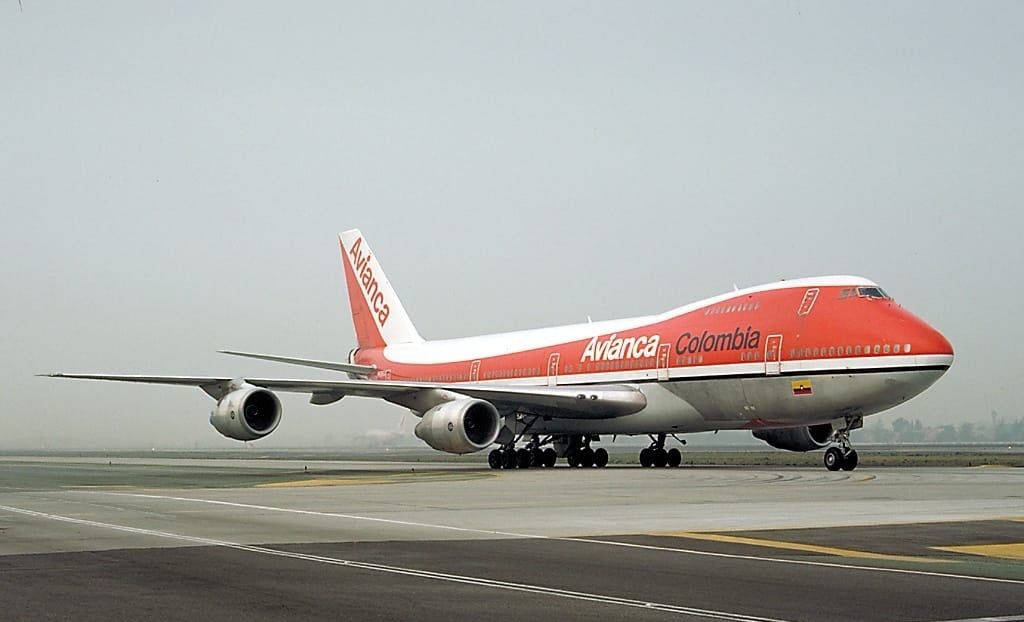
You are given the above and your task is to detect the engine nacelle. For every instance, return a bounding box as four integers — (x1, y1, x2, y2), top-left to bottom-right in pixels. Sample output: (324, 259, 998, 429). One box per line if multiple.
(752, 423, 833, 452)
(209, 385, 282, 441)
(414, 399, 501, 454)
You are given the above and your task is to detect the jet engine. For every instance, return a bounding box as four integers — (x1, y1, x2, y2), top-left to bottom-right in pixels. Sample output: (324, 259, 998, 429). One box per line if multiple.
(414, 398, 501, 454)
(209, 385, 282, 441)
(752, 423, 833, 452)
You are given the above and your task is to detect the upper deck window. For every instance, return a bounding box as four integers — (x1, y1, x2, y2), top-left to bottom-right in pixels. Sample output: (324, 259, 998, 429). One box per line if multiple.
(856, 287, 890, 300)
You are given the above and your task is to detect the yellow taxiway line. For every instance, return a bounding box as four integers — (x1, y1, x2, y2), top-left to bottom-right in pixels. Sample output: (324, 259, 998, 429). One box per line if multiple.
(660, 531, 947, 563)
(933, 543, 1024, 561)
(256, 477, 401, 488)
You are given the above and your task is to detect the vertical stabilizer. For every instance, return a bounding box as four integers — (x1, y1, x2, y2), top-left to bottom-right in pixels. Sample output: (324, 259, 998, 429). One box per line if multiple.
(338, 229, 423, 349)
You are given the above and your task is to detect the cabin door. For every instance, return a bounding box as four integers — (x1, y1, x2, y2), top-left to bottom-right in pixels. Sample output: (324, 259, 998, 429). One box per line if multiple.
(764, 334, 783, 376)
(656, 343, 671, 381)
(547, 352, 560, 386)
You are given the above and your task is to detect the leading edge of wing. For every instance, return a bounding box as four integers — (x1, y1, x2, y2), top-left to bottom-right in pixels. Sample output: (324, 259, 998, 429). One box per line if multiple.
(216, 350, 376, 376)
(39, 374, 646, 419)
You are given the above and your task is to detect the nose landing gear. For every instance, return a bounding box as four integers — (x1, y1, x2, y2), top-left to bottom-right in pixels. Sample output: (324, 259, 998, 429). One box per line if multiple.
(823, 423, 859, 471)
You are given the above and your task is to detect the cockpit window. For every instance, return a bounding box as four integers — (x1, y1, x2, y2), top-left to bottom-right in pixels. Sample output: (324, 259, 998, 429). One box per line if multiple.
(856, 287, 890, 300)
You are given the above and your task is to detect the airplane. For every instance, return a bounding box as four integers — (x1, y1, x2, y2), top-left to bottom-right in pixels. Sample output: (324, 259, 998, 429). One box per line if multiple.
(43, 229, 954, 472)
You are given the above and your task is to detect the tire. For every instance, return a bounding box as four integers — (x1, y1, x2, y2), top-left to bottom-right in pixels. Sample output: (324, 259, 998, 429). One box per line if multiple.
(653, 448, 668, 468)
(543, 448, 557, 467)
(666, 448, 682, 467)
(503, 449, 519, 469)
(488, 449, 503, 469)
(840, 449, 859, 471)
(824, 447, 842, 471)
(594, 447, 609, 468)
(531, 449, 544, 468)
(579, 447, 595, 468)
(517, 448, 532, 469)
(567, 451, 580, 468)
(638, 446, 655, 467)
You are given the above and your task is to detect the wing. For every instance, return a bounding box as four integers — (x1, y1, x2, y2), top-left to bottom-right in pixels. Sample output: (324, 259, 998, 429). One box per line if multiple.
(39, 374, 647, 419)
(217, 350, 376, 376)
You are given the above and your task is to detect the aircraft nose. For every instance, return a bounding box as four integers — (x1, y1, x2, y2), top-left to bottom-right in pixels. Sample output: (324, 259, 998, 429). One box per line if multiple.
(913, 315, 954, 361)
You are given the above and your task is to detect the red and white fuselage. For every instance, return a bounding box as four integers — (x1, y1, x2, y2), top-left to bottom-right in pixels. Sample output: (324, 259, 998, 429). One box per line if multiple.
(341, 230, 954, 437)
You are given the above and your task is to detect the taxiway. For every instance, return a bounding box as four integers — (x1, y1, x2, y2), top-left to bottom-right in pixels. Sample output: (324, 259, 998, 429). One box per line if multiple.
(1, 457, 1022, 621)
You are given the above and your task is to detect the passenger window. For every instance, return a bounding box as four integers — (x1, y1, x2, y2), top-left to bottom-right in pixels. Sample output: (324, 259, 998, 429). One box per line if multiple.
(904, 344, 911, 353)
(828, 347, 835, 356)
(883, 344, 890, 354)
(873, 345, 881, 354)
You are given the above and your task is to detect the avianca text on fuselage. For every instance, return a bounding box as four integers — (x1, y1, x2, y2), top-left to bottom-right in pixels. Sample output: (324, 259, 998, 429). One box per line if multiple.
(348, 236, 391, 326)
(581, 333, 661, 362)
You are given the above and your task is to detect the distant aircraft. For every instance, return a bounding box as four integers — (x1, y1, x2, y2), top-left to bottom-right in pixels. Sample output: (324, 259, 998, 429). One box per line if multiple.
(44, 229, 954, 471)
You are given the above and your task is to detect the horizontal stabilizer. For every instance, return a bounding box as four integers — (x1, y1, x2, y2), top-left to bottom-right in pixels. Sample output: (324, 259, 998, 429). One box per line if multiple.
(217, 350, 376, 376)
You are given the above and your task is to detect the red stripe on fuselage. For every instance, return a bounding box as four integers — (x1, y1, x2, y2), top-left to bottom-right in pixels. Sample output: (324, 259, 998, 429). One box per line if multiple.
(351, 284, 952, 383)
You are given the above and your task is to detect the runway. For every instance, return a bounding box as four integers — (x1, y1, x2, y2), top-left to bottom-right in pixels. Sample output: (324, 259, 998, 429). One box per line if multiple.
(1, 457, 1022, 621)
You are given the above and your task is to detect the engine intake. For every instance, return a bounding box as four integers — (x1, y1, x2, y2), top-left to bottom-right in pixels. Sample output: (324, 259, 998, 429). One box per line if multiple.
(414, 398, 501, 454)
(752, 423, 833, 452)
(210, 385, 282, 441)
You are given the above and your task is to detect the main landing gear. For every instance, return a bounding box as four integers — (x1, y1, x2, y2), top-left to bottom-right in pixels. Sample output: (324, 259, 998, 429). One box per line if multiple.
(566, 436, 609, 468)
(488, 435, 557, 470)
(638, 433, 683, 468)
(823, 423, 859, 472)
(487, 434, 610, 469)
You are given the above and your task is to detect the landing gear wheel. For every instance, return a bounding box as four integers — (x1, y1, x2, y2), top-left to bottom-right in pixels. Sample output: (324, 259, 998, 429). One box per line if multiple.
(639, 447, 653, 468)
(567, 451, 580, 468)
(579, 447, 595, 468)
(840, 449, 858, 471)
(531, 449, 544, 468)
(543, 448, 557, 468)
(516, 448, 532, 469)
(824, 447, 843, 471)
(666, 448, 682, 467)
(652, 448, 668, 468)
(488, 449, 503, 469)
(593, 447, 609, 468)
(503, 449, 519, 469)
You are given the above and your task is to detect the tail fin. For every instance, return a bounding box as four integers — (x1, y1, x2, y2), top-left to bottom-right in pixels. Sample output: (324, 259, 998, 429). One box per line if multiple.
(339, 229, 423, 349)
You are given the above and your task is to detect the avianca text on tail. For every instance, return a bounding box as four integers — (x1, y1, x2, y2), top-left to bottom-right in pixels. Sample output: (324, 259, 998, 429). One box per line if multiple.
(44, 228, 953, 472)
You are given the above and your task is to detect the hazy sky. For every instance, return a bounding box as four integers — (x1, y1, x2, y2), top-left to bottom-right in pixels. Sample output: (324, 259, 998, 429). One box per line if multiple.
(2, 1, 1022, 449)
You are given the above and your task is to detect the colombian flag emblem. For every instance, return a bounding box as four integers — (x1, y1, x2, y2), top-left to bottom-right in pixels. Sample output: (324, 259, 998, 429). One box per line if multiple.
(791, 379, 813, 396)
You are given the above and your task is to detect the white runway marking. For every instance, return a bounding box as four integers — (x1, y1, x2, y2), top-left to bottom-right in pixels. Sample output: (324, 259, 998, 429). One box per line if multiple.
(88, 491, 1024, 586)
(929, 617, 1024, 622)
(0, 504, 786, 622)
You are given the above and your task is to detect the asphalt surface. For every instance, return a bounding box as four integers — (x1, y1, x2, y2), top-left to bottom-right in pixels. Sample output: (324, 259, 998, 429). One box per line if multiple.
(1, 456, 1022, 621)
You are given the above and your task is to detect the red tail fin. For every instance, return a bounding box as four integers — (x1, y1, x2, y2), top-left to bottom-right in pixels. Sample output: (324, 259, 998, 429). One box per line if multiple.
(338, 230, 423, 349)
